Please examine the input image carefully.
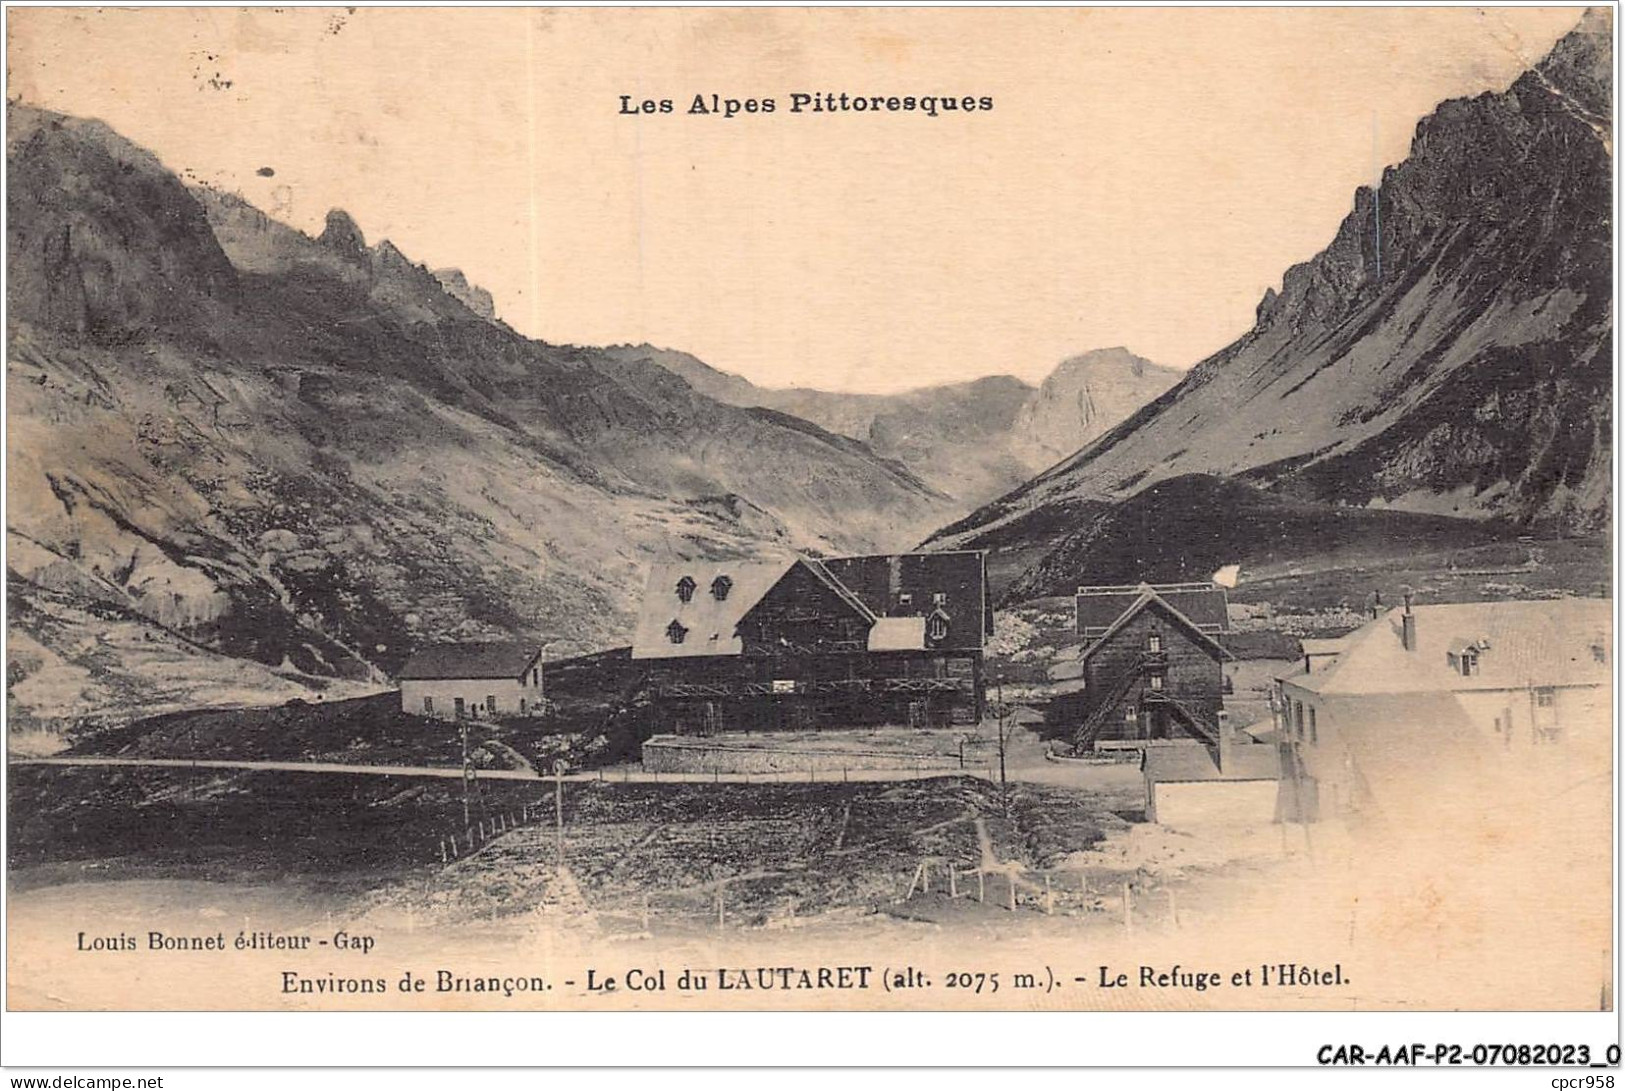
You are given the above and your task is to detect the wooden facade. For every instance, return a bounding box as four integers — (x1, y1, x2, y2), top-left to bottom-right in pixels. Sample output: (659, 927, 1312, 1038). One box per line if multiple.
(1065, 584, 1231, 752)
(632, 553, 990, 735)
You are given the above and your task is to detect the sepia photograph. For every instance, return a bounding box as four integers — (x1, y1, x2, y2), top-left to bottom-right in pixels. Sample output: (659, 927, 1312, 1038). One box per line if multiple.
(0, 1, 1617, 1073)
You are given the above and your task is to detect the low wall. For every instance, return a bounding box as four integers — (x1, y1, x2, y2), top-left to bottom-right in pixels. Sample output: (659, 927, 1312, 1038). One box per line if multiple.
(1149, 779, 1278, 827)
(641, 735, 967, 775)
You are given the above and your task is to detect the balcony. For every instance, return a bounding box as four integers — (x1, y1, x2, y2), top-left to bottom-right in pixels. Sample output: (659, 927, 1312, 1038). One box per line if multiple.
(658, 682, 732, 698)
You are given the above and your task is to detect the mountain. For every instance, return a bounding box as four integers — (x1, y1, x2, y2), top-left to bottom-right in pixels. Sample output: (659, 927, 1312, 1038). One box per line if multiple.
(1006, 348, 1183, 470)
(5, 103, 955, 730)
(930, 10, 1613, 601)
(603, 344, 1179, 506)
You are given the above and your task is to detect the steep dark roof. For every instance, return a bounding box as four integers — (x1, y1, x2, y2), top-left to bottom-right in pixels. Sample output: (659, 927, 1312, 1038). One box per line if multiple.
(1078, 581, 1229, 638)
(398, 642, 543, 681)
(1078, 586, 1232, 665)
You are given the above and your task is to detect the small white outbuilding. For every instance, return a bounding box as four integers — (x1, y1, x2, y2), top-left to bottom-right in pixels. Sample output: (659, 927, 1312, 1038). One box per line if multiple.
(397, 642, 545, 721)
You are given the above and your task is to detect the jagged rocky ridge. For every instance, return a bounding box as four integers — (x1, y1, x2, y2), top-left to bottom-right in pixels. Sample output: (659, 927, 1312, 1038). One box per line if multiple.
(930, 10, 1613, 601)
(5, 104, 955, 727)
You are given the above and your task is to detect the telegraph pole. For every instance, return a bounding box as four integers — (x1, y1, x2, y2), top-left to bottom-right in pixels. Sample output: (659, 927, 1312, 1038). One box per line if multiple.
(996, 675, 1009, 816)
(554, 759, 569, 873)
(460, 715, 473, 831)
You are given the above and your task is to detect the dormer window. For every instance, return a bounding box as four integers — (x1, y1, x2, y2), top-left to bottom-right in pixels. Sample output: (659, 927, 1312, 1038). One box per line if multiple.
(666, 619, 688, 645)
(675, 576, 696, 603)
(898, 592, 913, 607)
(932, 592, 947, 606)
(926, 609, 950, 644)
(711, 575, 733, 601)
(1460, 651, 1479, 677)
(1147, 633, 1162, 653)
(1149, 672, 1164, 691)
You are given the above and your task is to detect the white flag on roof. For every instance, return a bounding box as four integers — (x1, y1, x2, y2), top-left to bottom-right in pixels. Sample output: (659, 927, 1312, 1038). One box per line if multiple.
(1211, 564, 1241, 589)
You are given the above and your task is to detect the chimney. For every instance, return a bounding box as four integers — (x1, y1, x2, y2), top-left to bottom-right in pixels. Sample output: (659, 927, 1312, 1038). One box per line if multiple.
(1401, 589, 1416, 652)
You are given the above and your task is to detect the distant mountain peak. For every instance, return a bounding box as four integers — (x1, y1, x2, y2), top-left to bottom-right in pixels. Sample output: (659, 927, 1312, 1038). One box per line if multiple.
(432, 267, 496, 319)
(930, 8, 1612, 598)
(1047, 346, 1169, 381)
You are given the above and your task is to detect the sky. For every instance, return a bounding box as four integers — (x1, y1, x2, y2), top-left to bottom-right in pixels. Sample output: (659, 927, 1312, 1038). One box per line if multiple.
(8, 7, 1585, 393)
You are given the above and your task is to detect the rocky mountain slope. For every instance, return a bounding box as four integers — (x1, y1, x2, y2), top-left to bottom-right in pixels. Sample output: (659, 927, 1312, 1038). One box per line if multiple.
(931, 9, 1613, 601)
(5, 104, 954, 730)
(603, 344, 1179, 506)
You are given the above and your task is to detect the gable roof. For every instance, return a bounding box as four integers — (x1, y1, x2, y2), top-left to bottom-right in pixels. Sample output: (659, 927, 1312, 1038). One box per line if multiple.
(630, 550, 994, 660)
(630, 559, 794, 660)
(1079, 584, 1232, 665)
(398, 642, 543, 681)
(1289, 598, 1611, 697)
(1078, 581, 1229, 638)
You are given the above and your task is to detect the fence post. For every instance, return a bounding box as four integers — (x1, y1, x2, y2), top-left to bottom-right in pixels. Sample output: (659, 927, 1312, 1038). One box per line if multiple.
(978, 869, 986, 903)
(949, 865, 958, 899)
(1008, 873, 1017, 912)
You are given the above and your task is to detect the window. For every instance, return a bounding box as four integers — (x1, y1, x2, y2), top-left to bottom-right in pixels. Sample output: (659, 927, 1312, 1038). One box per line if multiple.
(927, 612, 950, 643)
(519, 698, 527, 714)
(532, 667, 540, 686)
(711, 575, 733, 601)
(486, 695, 497, 713)
(1124, 707, 1137, 725)
(1535, 688, 1556, 708)
(667, 619, 688, 645)
(1149, 673, 1164, 691)
(1460, 652, 1478, 677)
(422, 696, 433, 714)
(1293, 701, 1304, 738)
(898, 592, 913, 607)
(932, 592, 947, 606)
(1308, 707, 1318, 745)
(453, 697, 465, 719)
(1147, 633, 1162, 653)
(675, 576, 696, 603)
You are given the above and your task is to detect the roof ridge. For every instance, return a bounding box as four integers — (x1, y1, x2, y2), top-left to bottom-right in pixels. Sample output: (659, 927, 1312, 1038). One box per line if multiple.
(797, 556, 879, 623)
(1080, 586, 1230, 665)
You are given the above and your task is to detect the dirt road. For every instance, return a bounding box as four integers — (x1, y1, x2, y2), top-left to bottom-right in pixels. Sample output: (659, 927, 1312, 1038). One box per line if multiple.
(11, 754, 1106, 786)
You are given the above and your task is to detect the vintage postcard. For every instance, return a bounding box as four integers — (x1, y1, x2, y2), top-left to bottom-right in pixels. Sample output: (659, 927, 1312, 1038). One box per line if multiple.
(2, 3, 1615, 1030)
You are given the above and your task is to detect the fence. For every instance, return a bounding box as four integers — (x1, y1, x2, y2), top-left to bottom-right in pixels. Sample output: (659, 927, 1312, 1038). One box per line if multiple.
(436, 797, 549, 864)
(893, 856, 1186, 932)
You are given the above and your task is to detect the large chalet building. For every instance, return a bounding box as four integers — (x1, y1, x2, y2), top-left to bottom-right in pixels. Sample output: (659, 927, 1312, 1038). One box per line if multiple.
(1065, 582, 1232, 752)
(630, 551, 993, 734)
